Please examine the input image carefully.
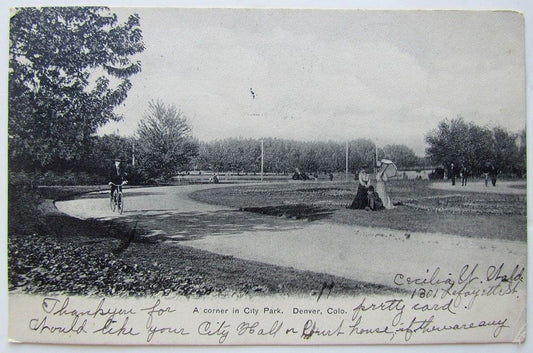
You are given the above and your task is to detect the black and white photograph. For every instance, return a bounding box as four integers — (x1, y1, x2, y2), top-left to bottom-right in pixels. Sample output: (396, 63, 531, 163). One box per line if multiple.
(4, 3, 529, 348)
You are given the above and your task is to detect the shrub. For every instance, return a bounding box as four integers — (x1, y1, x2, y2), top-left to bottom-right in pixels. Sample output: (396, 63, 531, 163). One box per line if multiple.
(36, 170, 102, 186)
(8, 171, 41, 234)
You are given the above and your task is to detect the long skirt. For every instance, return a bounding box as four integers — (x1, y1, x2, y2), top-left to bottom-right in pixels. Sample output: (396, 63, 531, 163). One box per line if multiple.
(375, 180, 394, 209)
(348, 184, 368, 209)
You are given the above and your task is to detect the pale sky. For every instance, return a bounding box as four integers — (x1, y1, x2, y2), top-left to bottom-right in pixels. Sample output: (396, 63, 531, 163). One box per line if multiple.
(99, 8, 526, 156)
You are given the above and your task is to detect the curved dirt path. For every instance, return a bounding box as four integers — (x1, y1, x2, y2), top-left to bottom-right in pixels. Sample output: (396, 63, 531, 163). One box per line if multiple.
(55, 183, 526, 291)
(54, 184, 234, 220)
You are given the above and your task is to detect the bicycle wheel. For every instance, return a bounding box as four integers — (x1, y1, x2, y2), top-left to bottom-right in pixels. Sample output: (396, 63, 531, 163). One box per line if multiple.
(118, 192, 124, 214)
(111, 190, 117, 212)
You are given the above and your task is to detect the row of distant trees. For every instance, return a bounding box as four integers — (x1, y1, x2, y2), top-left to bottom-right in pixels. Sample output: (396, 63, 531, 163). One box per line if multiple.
(22, 106, 520, 183)
(38, 128, 422, 183)
(194, 138, 425, 175)
(79, 114, 525, 182)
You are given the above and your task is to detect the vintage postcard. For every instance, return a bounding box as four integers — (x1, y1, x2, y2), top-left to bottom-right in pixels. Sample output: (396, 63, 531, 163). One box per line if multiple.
(6, 6, 527, 346)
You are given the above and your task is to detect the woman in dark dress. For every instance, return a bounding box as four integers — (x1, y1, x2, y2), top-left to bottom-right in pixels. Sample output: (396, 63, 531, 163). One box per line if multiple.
(348, 167, 370, 209)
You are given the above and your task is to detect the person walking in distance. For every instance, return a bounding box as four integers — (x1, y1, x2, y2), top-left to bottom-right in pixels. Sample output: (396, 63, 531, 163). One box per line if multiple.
(461, 164, 469, 186)
(449, 163, 457, 186)
(488, 163, 498, 187)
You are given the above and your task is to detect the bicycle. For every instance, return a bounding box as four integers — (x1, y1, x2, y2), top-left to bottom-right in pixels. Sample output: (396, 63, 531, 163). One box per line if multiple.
(109, 181, 127, 214)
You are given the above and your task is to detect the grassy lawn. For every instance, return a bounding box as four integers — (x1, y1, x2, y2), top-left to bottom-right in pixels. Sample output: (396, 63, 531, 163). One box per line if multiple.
(189, 179, 526, 242)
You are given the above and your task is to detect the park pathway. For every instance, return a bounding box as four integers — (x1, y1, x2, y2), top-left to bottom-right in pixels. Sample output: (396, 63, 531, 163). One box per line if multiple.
(429, 180, 526, 195)
(55, 182, 526, 291)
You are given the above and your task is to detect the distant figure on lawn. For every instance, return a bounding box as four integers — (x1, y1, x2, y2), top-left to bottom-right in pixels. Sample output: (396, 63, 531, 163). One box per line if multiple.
(292, 168, 310, 181)
(365, 185, 384, 211)
(483, 169, 490, 187)
(209, 173, 219, 184)
(488, 164, 498, 187)
(461, 165, 469, 186)
(449, 163, 457, 186)
(348, 167, 370, 209)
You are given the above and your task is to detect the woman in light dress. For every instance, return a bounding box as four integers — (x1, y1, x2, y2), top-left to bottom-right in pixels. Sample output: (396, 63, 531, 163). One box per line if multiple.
(375, 161, 394, 209)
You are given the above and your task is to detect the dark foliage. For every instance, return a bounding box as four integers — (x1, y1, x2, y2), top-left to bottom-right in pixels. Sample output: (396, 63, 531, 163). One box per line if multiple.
(9, 7, 144, 172)
(425, 117, 526, 176)
(136, 100, 199, 181)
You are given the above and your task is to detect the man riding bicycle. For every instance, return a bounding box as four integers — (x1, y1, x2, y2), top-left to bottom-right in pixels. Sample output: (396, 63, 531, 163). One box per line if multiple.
(109, 158, 127, 196)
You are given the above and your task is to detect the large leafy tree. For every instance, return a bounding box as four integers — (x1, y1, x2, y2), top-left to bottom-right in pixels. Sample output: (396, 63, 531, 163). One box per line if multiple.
(9, 7, 144, 171)
(136, 100, 199, 181)
(425, 117, 523, 175)
(492, 127, 520, 173)
(425, 117, 470, 168)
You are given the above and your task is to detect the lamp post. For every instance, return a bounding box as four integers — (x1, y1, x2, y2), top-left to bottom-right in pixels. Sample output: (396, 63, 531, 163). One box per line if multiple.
(345, 141, 349, 181)
(261, 139, 264, 182)
(132, 140, 135, 167)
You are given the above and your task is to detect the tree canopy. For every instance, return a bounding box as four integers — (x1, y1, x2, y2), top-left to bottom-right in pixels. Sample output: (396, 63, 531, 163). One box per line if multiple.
(9, 7, 144, 171)
(425, 117, 525, 175)
(136, 100, 199, 181)
(194, 138, 418, 174)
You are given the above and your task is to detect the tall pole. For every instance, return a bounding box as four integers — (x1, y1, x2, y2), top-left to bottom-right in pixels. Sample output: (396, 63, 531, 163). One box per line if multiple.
(345, 141, 349, 181)
(261, 139, 264, 182)
(132, 141, 135, 167)
(375, 140, 378, 174)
